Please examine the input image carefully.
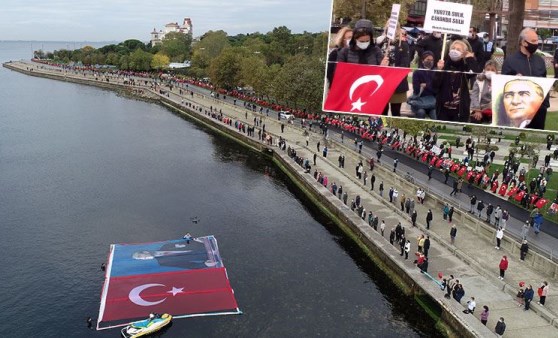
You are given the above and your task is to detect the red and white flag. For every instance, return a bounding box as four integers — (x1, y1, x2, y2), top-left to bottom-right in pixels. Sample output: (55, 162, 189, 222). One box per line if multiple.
(100, 267, 238, 324)
(324, 63, 410, 115)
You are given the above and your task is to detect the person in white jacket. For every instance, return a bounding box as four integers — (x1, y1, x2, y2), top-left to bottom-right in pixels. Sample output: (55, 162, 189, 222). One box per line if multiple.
(470, 60, 498, 124)
(404, 240, 411, 259)
(495, 227, 504, 250)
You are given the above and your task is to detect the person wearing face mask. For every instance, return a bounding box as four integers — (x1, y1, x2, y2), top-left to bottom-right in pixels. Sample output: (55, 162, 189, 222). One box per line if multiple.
(432, 39, 481, 122)
(337, 19, 388, 67)
(326, 26, 353, 88)
(501, 27, 549, 129)
(382, 28, 411, 117)
(409, 51, 437, 119)
(480, 33, 495, 69)
(470, 60, 499, 124)
(416, 31, 443, 64)
(467, 27, 484, 66)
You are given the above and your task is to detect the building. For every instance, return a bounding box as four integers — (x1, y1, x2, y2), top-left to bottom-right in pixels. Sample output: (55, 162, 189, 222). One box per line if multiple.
(524, 0, 558, 29)
(150, 18, 193, 46)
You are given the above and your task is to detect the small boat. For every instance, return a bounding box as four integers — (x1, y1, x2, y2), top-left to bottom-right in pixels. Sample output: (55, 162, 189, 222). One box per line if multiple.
(121, 313, 172, 338)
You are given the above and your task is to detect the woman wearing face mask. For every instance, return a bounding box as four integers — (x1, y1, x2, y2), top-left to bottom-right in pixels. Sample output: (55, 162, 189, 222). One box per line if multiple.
(470, 60, 498, 123)
(382, 28, 411, 117)
(432, 39, 482, 122)
(337, 19, 389, 67)
(409, 51, 436, 119)
(326, 26, 353, 87)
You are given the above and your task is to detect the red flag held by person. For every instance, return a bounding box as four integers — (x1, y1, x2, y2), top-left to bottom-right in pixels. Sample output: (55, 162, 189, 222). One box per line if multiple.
(324, 63, 410, 114)
(507, 186, 518, 196)
(498, 184, 508, 196)
(535, 198, 548, 209)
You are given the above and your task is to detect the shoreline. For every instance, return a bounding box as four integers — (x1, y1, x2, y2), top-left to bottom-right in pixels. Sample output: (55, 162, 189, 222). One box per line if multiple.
(6, 60, 558, 337)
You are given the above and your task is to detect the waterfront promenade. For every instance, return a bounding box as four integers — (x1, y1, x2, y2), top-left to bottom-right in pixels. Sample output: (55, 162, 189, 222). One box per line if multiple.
(5, 60, 558, 337)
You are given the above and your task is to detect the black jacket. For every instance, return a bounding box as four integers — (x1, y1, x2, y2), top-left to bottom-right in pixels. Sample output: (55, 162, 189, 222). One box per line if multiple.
(432, 57, 481, 122)
(502, 50, 547, 78)
(387, 41, 410, 93)
(338, 43, 384, 65)
(495, 321, 506, 335)
(416, 35, 443, 63)
(467, 37, 484, 64)
(326, 47, 341, 87)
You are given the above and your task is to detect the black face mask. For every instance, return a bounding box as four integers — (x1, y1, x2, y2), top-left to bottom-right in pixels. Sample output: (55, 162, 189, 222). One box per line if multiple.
(524, 41, 538, 54)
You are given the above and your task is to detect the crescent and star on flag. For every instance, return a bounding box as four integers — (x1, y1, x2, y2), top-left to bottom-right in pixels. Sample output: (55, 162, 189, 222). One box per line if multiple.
(349, 75, 384, 112)
(129, 283, 185, 306)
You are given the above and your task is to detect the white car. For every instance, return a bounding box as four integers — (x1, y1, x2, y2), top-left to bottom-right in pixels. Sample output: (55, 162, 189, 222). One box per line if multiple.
(280, 111, 294, 120)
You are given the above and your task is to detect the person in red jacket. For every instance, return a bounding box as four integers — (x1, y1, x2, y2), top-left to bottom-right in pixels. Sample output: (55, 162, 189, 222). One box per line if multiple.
(499, 255, 508, 280)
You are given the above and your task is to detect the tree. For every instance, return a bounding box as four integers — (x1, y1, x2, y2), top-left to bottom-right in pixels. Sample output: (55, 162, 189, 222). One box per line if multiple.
(470, 0, 502, 39)
(151, 53, 170, 70)
(128, 49, 153, 71)
(238, 53, 278, 100)
(191, 30, 230, 76)
(388, 118, 428, 137)
(121, 39, 146, 52)
(506, 0, 526, 56)
(160, 32, 192, 62)
(538, 28, 553, 42)
(33, 49, 45, 59)
(208, 47, 247, 90)
(272, 54, 325, 112)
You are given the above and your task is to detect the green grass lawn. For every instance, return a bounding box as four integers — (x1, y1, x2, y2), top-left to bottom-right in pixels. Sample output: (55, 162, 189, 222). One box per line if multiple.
(545, 111, 558, 131)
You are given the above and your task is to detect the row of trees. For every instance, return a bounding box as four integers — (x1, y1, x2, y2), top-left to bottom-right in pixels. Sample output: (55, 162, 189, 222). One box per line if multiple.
(36, 26, 329, 114)
(35, 32, 192, 70)
(190, 28, 328, 112)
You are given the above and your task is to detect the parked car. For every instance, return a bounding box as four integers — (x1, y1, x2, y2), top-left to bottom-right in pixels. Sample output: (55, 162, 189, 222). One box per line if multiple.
(280, 111, 294, 120)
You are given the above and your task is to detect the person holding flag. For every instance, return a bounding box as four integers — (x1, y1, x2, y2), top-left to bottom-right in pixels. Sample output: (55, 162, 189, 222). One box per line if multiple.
(326, 26, 353, 88)
(337, 19, 388, 67)
(325, 19, 410, 115)
(382, 27, 411, 117)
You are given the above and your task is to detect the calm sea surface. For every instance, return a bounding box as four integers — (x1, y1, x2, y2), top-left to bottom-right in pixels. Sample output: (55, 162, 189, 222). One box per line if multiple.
(0, 41, 442, 337)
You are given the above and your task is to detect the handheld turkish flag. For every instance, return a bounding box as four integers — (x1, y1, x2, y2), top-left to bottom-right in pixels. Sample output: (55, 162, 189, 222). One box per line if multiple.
(324, 63, 410, 115)
(535, 198, 548, 209)
(498, 184, 508, 196)
(507, 186, 518, 196)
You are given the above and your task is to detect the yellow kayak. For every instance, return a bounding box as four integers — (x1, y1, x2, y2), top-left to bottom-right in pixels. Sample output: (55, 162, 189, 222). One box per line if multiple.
(121, 313, 172, 338)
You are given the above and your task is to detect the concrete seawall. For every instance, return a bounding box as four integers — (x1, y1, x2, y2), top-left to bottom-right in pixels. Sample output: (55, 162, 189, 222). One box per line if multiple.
(5, 60, 543, 337)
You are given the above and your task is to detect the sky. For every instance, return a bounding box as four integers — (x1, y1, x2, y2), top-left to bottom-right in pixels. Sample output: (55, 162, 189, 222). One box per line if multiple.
(0, 0, 332, 42)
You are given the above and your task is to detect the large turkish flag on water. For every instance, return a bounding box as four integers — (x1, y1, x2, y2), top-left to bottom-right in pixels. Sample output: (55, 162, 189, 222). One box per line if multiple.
(101, 268, 238, 323)
(97, 236, 241, 329)
(324, 63, 410, 115)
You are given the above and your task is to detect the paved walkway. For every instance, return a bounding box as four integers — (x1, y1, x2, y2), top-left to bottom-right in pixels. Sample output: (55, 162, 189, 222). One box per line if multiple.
(6, 60, 558, 337)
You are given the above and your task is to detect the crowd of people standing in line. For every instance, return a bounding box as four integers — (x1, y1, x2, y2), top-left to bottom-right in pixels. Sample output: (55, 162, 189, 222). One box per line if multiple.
(28, 58, 555, 336)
